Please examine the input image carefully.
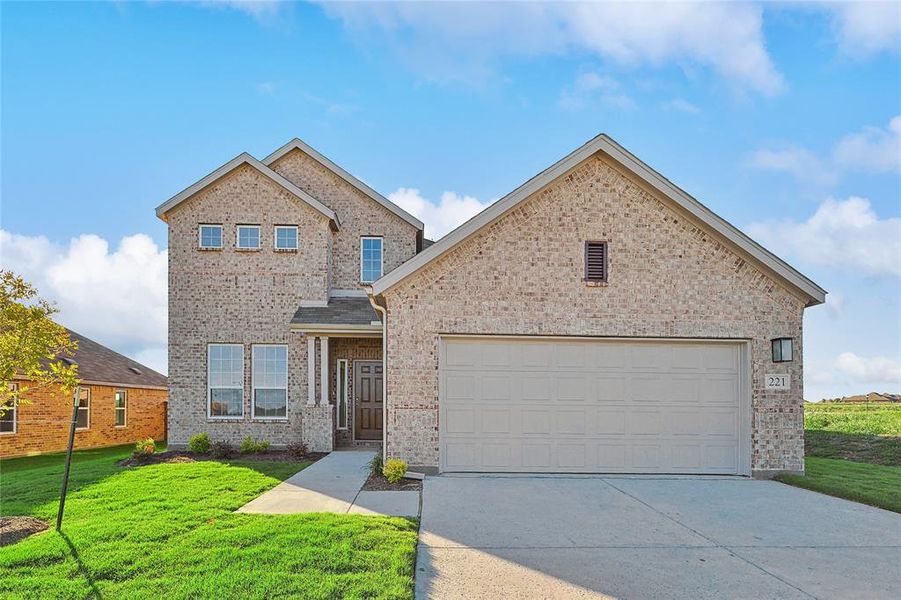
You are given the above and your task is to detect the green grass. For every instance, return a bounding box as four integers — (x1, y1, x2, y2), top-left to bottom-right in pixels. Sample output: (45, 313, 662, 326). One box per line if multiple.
(0, 446, 418, 599)
(776, 457, 901, 514)
(804, 402, 901, 436)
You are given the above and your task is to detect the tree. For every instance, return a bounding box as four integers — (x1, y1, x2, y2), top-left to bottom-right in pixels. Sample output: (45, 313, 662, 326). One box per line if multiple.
(0, 270, 78, 414)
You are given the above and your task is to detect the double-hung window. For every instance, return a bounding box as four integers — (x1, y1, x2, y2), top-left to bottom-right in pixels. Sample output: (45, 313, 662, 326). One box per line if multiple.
(1, 383, 16, 434)
(252, 345, 288, 419)
(199, 224, 223, 249)
(360, 237, 383, 283)
(76, 387, 91, 430)
(275, 226, 298, 251)
(115, 390, 127, 427)
(236, 225, 261, 250)
(208, 344, 244, 418)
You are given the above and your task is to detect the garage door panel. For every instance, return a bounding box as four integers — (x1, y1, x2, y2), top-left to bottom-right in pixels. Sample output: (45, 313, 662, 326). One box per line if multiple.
(440, 338, 747, 474)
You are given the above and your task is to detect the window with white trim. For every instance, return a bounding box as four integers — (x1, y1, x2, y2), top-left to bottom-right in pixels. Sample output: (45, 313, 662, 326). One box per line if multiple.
(336, 359, 349, 430)
(1, 383, 16, 434)
(76, 387, 91, 430)
(274, 225, 298, 250)
(115, 390, 127, 427)
(236, 225, 261, 250)
(199, 224, 223, 249)
(360, 237, 383, 283)
(208, 344, 244, 418)
(252, 345, 287, 419)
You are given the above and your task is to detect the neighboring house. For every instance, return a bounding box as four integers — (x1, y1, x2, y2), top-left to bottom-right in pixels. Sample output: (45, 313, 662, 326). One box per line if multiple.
(1, 329, 168, 458)
(158, 134, 825, 478)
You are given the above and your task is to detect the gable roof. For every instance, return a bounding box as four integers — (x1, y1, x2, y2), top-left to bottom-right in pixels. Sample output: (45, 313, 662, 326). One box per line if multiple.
(263, 138, 424, 231)
(370, 134, 826, 307)
(156, 153, 339, 227)
(66, 329, 168, 389)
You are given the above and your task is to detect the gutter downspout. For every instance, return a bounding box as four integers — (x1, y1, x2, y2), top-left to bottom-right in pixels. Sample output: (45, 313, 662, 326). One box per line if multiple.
(366, 289, 389, 457)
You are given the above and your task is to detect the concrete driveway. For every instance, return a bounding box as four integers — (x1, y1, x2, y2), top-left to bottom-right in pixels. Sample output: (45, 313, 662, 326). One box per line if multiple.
(416, 475, 901, 599)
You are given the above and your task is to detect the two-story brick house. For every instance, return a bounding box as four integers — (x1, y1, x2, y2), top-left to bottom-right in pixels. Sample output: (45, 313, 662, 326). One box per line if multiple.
(159, 135, 825, 477)
(158, 139, 423, 452)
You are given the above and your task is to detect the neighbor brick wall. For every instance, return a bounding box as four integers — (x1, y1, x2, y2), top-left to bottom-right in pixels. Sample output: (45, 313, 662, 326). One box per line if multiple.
(0, 382, 167, 458)
(269, 149, 419, 289)
(381, 153, 808, 475)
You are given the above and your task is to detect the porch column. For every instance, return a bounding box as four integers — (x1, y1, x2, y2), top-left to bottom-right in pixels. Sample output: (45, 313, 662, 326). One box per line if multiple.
(319, 336, 329, 406)
(307, 336, 316, 406)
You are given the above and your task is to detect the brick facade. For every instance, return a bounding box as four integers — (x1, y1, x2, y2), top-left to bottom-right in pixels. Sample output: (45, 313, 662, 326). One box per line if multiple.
(380, 154, 807, 477)
(0, 382, 167, 458)
(164, 150, 416, 451)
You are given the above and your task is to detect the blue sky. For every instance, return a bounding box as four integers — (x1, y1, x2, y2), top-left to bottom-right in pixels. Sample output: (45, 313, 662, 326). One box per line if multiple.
(1, 1, 899, 400)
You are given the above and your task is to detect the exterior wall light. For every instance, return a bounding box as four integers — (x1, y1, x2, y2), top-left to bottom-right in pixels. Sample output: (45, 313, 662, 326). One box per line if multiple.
(772, 338, 793, 363)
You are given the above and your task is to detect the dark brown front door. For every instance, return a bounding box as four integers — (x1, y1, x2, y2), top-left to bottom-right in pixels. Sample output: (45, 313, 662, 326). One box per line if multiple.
(354, 361, 383, 440)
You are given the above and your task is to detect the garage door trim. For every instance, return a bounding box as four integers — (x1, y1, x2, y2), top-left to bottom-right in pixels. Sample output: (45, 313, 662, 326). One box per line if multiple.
(438, 335, 752, 476)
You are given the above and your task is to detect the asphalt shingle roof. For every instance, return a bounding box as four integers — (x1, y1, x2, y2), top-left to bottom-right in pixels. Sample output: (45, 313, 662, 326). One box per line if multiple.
(65, 329, 168, 388)
(291, 297, 379, 326)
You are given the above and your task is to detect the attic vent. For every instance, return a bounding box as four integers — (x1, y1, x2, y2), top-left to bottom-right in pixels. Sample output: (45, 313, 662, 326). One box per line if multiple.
(129, 367, 142, 375)
(584, 241, 608, 283)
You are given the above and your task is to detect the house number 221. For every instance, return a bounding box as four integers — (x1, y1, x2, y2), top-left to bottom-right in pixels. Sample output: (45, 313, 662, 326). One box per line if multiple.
(765, 374, 790, 390)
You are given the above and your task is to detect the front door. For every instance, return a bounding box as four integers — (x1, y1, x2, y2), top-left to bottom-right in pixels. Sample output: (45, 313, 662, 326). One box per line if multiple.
(354, 361, 383, 440)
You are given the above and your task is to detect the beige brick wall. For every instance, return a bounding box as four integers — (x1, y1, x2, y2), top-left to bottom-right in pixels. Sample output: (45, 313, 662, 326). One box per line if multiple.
(269, 149, 419, 289)
(166, 164, 334, 447)
(381, 153, 807, 475)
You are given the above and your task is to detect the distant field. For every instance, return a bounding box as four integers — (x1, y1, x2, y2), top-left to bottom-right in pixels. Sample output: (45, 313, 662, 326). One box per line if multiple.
(804, 402, 901, 436)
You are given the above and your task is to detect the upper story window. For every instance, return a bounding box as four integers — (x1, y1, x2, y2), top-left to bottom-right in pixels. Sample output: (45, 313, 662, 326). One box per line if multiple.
(274, 226, 298, 251)
(115, 390, 127, 427)
(584, 241, 608, 283)
(361, 237, 384, 283)
(208, 344, 244, 418)
(252, 345, 288, 419)
(76, 387, 91, 430)
(1, 383, 17, 435)
(236, 225, 261, 250)
(199, 224, 223, 249)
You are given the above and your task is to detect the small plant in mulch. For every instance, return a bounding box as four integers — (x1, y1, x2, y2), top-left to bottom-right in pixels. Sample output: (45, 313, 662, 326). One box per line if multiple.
(363, 455, 422, 491)
(134, 437, 156, 456)
(0, 516, 49, 547)
(383, 458, 407, 483)
(369, 452, 384, 477)
(187, 432, 211, 454)
(240, 436, 270, 454)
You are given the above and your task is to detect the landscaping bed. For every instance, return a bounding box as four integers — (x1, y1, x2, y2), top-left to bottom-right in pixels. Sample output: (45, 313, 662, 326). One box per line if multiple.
(119, 449, 328, 468)
(0, 516, 48, 547)
(363, 472, 423, 492)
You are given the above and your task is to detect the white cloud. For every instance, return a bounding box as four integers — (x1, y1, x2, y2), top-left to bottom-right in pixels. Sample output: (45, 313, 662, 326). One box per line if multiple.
(318, 2, 784, 94)
(558, 72, 635, 111)
(0, 231, 168, 374)
(255, 81, 277, 95)
(823, 292, 845, 319)
(833, 115, 901, 174)
(660, 98, 701, 115)
(194, 1, 289, 24)
(835, 352, 901, 385)
(829, 2, 901, 58)
(388, 188, 494, 240)
(746, 197, 901, 278)
(747, 146, 837, 186)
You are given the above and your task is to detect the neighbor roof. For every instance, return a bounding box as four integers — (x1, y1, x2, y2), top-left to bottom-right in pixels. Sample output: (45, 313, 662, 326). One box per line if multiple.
(155, 152, 339, 227)
(290, 297, 380, 328)
(65, 329, 168, 389)
(370, 134, 826, 307)
(263, 138, 424, 231)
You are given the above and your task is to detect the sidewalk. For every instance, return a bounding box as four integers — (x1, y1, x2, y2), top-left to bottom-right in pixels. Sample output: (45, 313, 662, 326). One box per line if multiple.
(237, 449, 419, 517)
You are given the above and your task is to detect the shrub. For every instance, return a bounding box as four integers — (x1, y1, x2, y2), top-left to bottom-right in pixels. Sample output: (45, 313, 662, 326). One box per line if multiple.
(187, 432, 211, 454)
(286, 441, 308, 459)
(210, 441, 234, 459)
(134, 438, 155, 455)
(369, 452, 384, 477)
(240, 436, 270, 454)
(382, 458, 407, 484)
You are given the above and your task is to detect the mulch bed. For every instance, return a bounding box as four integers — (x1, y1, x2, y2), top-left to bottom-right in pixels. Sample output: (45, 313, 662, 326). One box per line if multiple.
(118, 450, 327, 467)
(0, 516, 49, 547)
(362, 472, 423, 491)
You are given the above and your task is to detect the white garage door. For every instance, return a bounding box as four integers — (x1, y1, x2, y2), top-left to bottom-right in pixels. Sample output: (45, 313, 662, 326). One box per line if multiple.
(439, 337, 749, 475)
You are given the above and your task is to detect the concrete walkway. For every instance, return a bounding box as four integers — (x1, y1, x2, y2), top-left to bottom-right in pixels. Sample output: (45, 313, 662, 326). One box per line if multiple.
(237, 450, 419, 517)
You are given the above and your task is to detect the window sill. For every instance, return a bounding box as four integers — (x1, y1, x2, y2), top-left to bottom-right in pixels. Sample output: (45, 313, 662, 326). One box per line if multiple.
(115, 425, 127, 429)
(206, 417, 244, 422)
(251, 418, 289, 423)
(198, 247, 222, 252)
(235, 247, 261, 252)
(584, 280, 608, 287)
(274, 248, 298, 253)
(0, 432, 16, 436)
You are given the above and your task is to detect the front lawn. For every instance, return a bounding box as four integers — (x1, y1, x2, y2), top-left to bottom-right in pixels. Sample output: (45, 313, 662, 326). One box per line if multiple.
(0, 445, 418, 598)
(776, 457, 901, 514)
